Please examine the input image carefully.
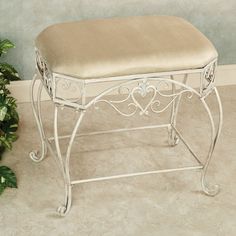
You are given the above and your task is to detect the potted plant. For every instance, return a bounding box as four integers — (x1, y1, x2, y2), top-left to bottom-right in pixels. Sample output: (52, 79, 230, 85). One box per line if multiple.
(0, 39, 20, 194)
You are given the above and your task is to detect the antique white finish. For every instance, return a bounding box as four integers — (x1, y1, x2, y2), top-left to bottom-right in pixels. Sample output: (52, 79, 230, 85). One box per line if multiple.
(30, 50, 222, 216)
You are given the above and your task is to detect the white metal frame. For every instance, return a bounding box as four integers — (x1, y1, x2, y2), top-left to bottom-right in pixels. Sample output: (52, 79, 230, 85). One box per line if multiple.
(30, 50, 223, 216)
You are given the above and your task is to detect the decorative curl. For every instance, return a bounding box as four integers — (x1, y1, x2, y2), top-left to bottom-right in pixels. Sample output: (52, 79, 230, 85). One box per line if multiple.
(94, 79, 193, 116)
(35, 50, 53, 97)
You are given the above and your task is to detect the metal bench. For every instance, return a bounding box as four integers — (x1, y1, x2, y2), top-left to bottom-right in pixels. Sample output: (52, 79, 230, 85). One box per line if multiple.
(30, 15, 223, 216)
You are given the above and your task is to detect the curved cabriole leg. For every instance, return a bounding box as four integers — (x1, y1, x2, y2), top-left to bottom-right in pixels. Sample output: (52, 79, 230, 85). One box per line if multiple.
(200, 88, 223, 196)
(54, 105, 85, 216)
(29, 74, 48, 162)
(168, 75, 188, 146)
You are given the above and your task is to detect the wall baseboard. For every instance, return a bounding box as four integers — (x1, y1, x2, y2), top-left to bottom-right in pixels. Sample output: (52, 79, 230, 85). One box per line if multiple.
(8, 64, 236, 103)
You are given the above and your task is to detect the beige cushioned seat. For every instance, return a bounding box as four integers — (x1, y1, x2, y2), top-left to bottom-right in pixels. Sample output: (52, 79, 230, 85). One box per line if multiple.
(36, 15, 218, 79)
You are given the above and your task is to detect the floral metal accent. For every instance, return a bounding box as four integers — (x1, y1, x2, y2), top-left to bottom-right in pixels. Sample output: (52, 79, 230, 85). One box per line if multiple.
(35, 50, 53, 97)
(201, 60, 217, 95)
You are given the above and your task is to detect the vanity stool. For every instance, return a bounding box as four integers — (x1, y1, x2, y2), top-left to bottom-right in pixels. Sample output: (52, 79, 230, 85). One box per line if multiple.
(30, 15, 223, 216)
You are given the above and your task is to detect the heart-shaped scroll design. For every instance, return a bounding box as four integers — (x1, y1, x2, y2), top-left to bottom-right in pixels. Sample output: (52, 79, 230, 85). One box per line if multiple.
(130, 83, 157, 115)
(93, 79, 193, 117)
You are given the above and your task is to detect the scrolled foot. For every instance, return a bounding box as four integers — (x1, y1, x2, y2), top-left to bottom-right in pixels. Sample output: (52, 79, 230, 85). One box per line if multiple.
(168, 135, 179, 146)
(29, 148, 46, 163)
(57, 205, 69, 217)
(29, 141, 47, 162)
(29, 150, 42, 162)
(57, 184, 72, 216)
(202, 183, 220, 196)
(167, 126, 179, 147)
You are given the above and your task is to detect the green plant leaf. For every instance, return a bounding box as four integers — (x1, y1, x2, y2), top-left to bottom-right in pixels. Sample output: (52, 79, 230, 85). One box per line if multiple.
(0, 145, 5, 160)
(0, 39, 15, 56)
(0, 63, 20, 81)
(0, 106, 7, 121)
(0, 38, 19, 195)
(0, 166, 17, 188)
(0, 183, 5, 195)
(0, 63, 17, 73)
(0, 136, 12, 149)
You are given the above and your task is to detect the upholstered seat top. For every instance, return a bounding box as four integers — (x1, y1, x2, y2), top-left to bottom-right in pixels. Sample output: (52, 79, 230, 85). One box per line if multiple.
(36, 15, 217, 79)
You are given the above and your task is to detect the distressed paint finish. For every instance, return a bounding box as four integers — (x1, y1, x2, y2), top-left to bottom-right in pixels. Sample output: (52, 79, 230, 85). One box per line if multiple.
(0, 0, 236, 80)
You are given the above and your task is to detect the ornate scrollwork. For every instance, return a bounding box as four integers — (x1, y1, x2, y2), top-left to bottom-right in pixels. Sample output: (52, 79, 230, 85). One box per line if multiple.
(94, 79, 193, 116)
(202, 60, 217, 95)
(204, 62, 216, 83)
(35, 49, 85, 103)
(35, 50, 53, 97)
(54, 77, 84, 104)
